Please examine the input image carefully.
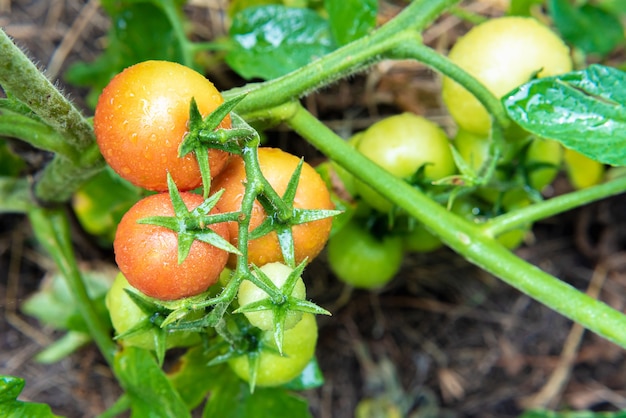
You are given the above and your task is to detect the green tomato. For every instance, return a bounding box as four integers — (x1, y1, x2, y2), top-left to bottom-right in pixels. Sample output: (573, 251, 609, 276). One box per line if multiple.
(354, 113, 456, 212)
(563, 147, 605, 189)
(442, 16, 572, 135)
(451, 193, 529, 251)
(525, 138, 563, 191)
(237, 262, 306, 331)
(105, 273, 200, 350)
(72, 167, 142, 246)
(228, 312, 318, 387)
(402, 221, 443, 253)
(327, 218, 404, 289)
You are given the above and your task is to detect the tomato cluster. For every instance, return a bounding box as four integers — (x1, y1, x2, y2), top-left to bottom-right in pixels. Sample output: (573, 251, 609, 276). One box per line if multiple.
(325, 16, 605, 290)
(94, 60, 332, 387)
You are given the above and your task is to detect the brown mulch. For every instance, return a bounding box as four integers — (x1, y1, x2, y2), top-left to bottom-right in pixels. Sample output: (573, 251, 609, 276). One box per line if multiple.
(2, 1, 626, 417)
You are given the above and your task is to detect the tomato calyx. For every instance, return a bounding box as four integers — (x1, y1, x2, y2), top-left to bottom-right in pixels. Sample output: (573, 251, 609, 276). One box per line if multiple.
(136, 174, 241, 265)
(234, 261, 330, 352)
(114, 286, 204, 364)
(179, 95, 254, 197)
(248, 158, 341, 267)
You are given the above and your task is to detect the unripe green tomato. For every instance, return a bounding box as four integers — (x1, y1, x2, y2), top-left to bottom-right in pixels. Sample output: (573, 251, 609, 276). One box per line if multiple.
(563, 147, 605, 189)
(402, 222, 443, 253)
(454, 129, 491, 173)
(327, 219, 404, 289)
(228, 312, 318, 387)
(525, 138, 563, 191)
(355, 113, 456, 212)
(450, 193, 529, 250)
(237, 262, 306, 331)
(105, 273, 200, 350)
(442, 17, 572, 135)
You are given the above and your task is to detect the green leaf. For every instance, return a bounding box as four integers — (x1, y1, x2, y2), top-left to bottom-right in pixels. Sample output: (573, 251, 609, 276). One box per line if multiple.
(201, 364, 313, 418)
(114, 346, 190, 418)
(226, 5, 336, 80)
(0, 375, 62, 417)
(168, 346, 314, 417)
(34, 331, 92, 364)
(324, 0, 377, 45)
(508, 0, 545, 16)
(549, 0, 624, 57)
(21, 270, 112, 333)
(502, 64, 626, 166)
(65, 0, 190, 108)
(0, 177, 33, 213)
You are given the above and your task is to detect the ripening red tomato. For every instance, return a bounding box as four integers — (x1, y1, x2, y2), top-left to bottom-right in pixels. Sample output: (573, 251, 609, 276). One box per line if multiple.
(114, 192, 230, 300)
(94, 60, 230, 192)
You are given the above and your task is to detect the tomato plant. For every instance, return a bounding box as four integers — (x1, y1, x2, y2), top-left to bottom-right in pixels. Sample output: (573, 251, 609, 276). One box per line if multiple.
(94, 60, 231, 192)
(212, 147, 334, 267)
(228, 312, 318, 387)
(327, 217, 404, 289)
(354, 113, 456, 212)
(442, 16, 572, 135)
(4, 1, 626, 417)
(114, 191, 230, 300)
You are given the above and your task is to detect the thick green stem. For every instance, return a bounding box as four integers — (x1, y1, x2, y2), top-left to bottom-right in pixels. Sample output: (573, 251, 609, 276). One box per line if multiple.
(28, 207, 116, 365)
(226, 0, 461, 116)
(483, 177, 626, 236)
(0, 29, 94, 151)
(286, 103, 626, 348)
(388, 42, 510, 130)
(0, 29, 105, 203)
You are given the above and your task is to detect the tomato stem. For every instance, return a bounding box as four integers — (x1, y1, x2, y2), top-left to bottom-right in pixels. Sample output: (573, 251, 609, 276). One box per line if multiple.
(286, 102, 626, 349)
(482, 176, 626, 237)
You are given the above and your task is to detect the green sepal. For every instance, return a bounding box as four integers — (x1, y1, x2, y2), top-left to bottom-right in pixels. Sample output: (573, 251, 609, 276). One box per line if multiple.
(137, 175, 241, 264)
(179, 94, 249, 157)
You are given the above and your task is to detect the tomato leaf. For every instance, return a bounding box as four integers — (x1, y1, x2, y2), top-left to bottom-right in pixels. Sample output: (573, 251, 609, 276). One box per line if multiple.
(21, 270, 112, 333)
(0, 375, 62, 417)
(502, 64, 626, 166)
(201, 365, 313, 418)
(226, 5, 336, 80)
(508, 0, 545, 16)
(114, 346, 190, 418)
(324, 0, 378, 46)
(548, 0, 624, 57)
(65, 0, 190, 108)
(168, 346, 313, 418)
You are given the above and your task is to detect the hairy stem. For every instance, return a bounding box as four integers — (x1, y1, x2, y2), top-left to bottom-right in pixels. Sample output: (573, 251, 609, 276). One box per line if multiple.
(226, 0, 461, 116)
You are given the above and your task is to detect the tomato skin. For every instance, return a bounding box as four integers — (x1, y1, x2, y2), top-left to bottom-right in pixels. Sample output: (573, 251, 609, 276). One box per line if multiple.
(402, 221, 443, 253)
(525, 138, 563, 191)
(106, 273, 200, 350)
(228, 312, 318, 387)
(114, 192, 230, 300)
(237, 262, 306, 331)
(327, 218, 404, 289)
(563, 148, 605, 189)
(94, 60, 231, 192)
(355, 113, 456, 212)
(442, 17, 572, 135)
(211, 147, 334, 267)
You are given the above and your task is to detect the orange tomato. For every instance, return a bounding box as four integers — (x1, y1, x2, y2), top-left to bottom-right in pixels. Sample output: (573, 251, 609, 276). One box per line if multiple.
(212, 147, 334, 267)
(94, 60, 230, 192)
